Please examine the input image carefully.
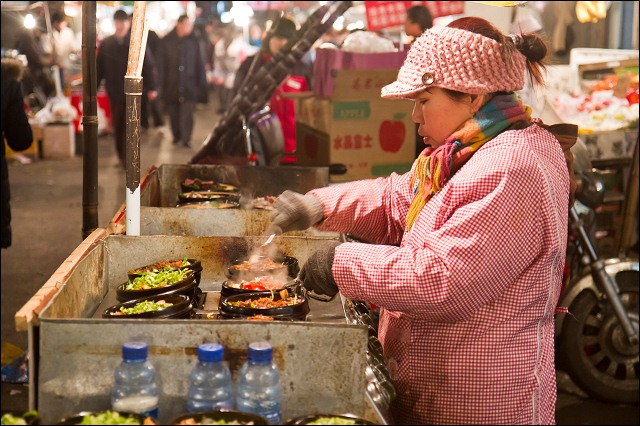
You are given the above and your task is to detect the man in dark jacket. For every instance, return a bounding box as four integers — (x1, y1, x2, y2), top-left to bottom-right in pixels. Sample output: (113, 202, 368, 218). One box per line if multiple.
(1, 58, 33, 249)
(156, 14, 208, 148)
(96, 9, 158, 167)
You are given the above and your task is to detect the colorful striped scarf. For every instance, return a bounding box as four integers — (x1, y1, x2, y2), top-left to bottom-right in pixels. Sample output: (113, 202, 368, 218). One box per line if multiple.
(406, 93, 532, 231)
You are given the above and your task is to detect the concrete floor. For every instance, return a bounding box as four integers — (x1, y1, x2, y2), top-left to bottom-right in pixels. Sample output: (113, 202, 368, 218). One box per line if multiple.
(1, 100, 638, 424)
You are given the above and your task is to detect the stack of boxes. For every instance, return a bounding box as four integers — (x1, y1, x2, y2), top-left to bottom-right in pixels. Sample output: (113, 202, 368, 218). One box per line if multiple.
(295, 49, 416, 182)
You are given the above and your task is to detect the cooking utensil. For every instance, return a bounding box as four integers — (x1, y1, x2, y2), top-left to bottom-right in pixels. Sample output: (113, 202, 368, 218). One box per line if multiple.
(261, 233, 276, 247)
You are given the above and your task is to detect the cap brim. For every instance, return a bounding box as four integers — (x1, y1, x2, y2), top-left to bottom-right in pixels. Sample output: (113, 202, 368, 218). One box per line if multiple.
(381, 81, 425, 100)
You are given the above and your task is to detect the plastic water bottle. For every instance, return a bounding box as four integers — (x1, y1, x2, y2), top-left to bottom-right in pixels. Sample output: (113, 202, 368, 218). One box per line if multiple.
(235, 342, 282, 425)
(111, 342, 159, 419)
(187, 343, 234, 412)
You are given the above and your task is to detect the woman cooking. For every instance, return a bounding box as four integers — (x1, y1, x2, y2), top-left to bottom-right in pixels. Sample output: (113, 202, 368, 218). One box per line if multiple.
(267, 16, 578, 424)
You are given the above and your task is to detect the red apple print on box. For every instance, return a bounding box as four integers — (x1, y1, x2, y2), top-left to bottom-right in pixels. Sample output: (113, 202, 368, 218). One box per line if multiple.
(379, 113, 406, 153)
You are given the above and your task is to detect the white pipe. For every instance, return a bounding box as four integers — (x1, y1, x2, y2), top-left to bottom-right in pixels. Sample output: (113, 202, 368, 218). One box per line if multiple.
(126, 186, 141, 236)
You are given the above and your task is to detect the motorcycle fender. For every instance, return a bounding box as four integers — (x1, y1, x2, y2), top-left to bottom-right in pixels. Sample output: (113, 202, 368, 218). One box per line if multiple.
(554, 258, 639, 336)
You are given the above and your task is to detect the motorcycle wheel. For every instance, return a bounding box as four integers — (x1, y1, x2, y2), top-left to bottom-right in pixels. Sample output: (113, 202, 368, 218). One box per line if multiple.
(557, 268, 639, 404)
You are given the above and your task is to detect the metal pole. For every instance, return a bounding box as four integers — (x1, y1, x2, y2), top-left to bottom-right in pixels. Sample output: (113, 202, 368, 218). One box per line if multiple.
(124, 2, 147, 236)
(81, 1, 99, 239)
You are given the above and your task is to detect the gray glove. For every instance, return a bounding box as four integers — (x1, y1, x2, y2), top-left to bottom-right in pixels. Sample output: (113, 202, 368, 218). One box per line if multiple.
(300, 242, 341, 299)
(267, 190, 324, 235)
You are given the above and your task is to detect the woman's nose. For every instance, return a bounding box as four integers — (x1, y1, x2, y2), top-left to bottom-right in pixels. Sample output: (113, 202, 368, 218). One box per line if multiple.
(411, 102, 423, 124)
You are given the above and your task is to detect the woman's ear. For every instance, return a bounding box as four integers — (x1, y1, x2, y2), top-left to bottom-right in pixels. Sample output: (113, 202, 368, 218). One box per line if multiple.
(469, 94, 486, 114)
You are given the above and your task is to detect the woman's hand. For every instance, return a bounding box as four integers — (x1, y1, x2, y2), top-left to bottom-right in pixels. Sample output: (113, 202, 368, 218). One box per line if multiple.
(299, 242, 341, 297)
(267, 190, 324, 235)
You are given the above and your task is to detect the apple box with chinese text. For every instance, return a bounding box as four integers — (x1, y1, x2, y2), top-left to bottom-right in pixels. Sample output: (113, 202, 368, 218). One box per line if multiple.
(296, 98, 415, 182)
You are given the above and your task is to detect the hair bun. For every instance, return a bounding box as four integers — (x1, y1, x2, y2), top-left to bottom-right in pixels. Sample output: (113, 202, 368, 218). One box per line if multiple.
(513, 33, 547, 63)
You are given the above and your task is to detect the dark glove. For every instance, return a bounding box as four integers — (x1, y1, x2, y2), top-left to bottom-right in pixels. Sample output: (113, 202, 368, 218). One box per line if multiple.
(300, 242, 341, 298)
(267, 190, 324, 235)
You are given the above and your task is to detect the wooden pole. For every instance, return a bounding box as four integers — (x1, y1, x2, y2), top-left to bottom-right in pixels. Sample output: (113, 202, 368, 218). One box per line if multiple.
(124, 1, 147, 236)
(81, 1, 99, 239)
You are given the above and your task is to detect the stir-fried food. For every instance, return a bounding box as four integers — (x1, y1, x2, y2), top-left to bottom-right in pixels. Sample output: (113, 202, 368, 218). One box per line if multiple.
(228, 276, 286, 291)
(230, 257, 284, 272)
(181, 191, 235, 199)
(251, 196, 277, 210)
(124, 268, 191, 291)
(246, 314, 275, 321)
(228, 291, 299, 309)
(111, 300, 174, 316)
(177, 201, 239, 209)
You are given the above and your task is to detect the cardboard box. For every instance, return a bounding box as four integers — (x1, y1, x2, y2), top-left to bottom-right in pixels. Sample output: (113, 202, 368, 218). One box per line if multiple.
(297, 69, 415, 182)
(296, 101, 415, 183)
(42, 122, 75, 159)
(313, 49, 407, 99)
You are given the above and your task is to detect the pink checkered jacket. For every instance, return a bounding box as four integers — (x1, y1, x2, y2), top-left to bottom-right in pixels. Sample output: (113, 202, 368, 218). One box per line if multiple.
(310, 124, 569, 424)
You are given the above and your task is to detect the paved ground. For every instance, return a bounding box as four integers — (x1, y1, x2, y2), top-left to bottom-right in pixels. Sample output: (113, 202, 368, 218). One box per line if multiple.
(1, 99, 638, 424)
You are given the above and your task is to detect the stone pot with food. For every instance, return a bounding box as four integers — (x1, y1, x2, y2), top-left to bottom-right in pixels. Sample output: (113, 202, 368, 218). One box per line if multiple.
(219, 288, 309, 321)
(128, 258, 203, 285)
(116, 268, 197, 303)
(103, 294, 193, 319)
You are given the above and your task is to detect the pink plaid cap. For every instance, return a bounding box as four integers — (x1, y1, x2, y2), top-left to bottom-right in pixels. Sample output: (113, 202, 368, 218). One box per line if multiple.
(381, 26, 526, 99)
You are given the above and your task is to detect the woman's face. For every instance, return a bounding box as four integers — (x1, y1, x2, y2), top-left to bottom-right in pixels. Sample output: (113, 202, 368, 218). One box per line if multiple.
(269, 35, 289, 55)
(411, 87, 474, 148)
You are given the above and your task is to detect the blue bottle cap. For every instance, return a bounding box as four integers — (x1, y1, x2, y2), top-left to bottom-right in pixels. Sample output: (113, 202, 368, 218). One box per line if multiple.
(247, 341, 273, 362)
(122, 341, 148, 361)
(198, 343, 224, 362)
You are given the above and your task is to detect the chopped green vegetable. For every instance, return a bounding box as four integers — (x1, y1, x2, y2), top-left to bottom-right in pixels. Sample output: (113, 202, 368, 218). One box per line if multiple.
(124, 267, 190, 291)
(119, 300, 174, 315)
(77, 411, 141, 425)
(1, 414, 27, 425)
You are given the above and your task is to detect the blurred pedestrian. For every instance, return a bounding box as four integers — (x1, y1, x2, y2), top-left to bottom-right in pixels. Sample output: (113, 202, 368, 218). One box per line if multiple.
(96, 9, 159, 167)
(232, 17, 311, 164)
(157, 14, 208, 148)
(49, 11, 78, 92)
(404, 5, 433, 43)
(141, 29, 165, 130)
(1, 57, 33, 249)
(212, 25, 251, 114)
(13, 23, 54, 109)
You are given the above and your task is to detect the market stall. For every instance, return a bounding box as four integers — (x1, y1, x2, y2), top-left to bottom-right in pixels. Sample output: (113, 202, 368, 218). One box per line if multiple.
(538, 48, 639, 258)
(18, 233, 393, 424)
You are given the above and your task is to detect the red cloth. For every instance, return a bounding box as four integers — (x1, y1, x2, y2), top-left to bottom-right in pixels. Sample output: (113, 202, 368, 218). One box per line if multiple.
(269, 75, 308, 163)
(310, 124, 570, 424)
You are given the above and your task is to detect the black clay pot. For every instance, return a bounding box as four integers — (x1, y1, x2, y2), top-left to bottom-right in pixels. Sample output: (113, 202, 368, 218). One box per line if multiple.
(221, 278, 300, 298)
(180, 179, 239, 193)
(219, 290, 309, 321)
(178, 191, 240, 205)
(103, 294, 193, 319)
(128, 258, 202, 285)
(284, 414, 376, 425)
(176, 200, 240, 209)
(170, 410, 267, 425)
(116, 271, 197, 303)
(226, 255, 299, 281)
